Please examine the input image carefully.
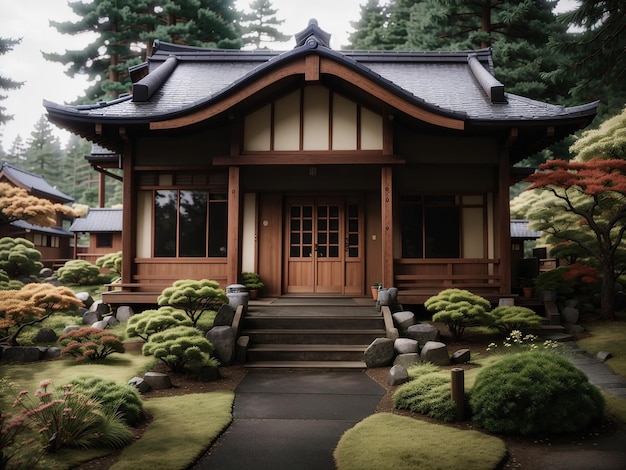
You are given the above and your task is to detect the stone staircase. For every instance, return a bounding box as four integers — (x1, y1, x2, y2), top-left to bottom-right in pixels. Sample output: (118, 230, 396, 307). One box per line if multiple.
(240, 300, 386, 369)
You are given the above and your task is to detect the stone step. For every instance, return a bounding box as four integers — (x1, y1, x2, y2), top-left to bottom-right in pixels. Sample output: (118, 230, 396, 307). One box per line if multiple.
(244, 360, 367, 369)
(243, 314, 384, 329)
(241, 328, 384, 345)
(247, 344, 369, 362)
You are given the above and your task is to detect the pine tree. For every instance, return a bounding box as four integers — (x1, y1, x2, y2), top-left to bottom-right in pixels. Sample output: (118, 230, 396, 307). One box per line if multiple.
(5, 136, 27, 167)
(240, 0, 290, 49)
(347, 0, 389, 50)
(43, 0, 242, 103)
(0, 37, 24, 125)
(24, 116, 64, 190)
(63, 135, 94, 204)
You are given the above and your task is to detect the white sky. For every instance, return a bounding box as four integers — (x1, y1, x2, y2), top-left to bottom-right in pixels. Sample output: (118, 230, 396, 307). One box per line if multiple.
(0, 0, 576, 153)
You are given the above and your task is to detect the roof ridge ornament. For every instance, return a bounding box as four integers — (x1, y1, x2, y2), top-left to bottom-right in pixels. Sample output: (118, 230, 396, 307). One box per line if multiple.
(294, 19, 332, 49)
(468, 53, 506, 104)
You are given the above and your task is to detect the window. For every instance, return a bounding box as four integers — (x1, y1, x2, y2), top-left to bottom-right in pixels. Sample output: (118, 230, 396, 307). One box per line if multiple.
(154, 189, 227, 257)
(96, 233, 113, 248)
(400, 195, 460, 258)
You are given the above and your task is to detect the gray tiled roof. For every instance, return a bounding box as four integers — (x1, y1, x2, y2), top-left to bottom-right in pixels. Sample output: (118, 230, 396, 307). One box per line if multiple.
(11, 219, 73, 237)
(70, 208, 122, 233)
(510, 219, 541, 239)
(0, 162, 74, 203)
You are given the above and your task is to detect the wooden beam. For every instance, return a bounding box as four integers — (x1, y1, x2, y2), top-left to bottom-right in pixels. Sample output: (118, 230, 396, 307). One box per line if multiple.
(121, 147, 134, 285)
(227, 167, 241, 286)
(98, 171, 106, 208)
(305, 54, 320, 82)
(498, 152, 511, 295)
(213, 153, 406, 166)
(381, 166, 394, 289)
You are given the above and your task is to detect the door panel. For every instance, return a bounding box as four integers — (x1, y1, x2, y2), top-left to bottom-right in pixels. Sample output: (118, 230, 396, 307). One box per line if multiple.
(285, 197, 363, 295)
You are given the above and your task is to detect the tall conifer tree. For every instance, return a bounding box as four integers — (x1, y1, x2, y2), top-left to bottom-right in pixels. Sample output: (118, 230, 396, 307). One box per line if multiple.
(0, 37, 23, 125)
(240, 0, 290, 49)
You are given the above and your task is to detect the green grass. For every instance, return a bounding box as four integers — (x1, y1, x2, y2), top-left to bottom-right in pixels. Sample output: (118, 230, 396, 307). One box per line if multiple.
(334, 413, 507, 470)
(577, 321, 626, 378)
(110, 392, 234, 470)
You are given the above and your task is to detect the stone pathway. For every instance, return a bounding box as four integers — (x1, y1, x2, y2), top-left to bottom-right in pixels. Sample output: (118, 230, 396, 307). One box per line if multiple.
(564, 342, 626, 399)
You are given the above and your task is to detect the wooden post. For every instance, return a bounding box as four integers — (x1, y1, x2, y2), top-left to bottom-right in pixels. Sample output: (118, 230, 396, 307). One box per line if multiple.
(450, 368, 465, 421)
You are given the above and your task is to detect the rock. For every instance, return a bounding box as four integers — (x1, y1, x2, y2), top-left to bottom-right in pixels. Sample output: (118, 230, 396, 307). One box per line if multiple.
(62, 325, 81, 335)
(206, 326, 236, 366)
(570, 324, 585, 334)
(407, 323, 441, 344)
(451, 349, 471, 364)
(198, 366, 221, 382)
(34, 328, 58, 343)
(387, 365, 409, 386)
(128, 377, 151, 393)
(394, 338, 418, 355)
(44, 347, 62, 359)
(236, 335, 249, 364)
(364, 337, 395, 368)
(377, 289, 391, 307)
(143, 372, 172, 390)
(75, 292, 94, 308)
(561, 306, 580, 324)
(91, 320, 108, 330)
(103, 315, 120, 327)
(392, 311, 416, 331)
(214, 304, 235, 327)
(89, 300, 110, 316)
(420, 341, 450, 366)
(116, 306, 134, 322)
(82, 310, 100, 325)
(39, 267, 54, 278)
(2, 346, 44, 362)
(387, 287, 398, 302)
(498, 298, 515, 307)
(597, 351, 613, 362)
(43, 276, 61, 286)
(393, 353, 421, 368)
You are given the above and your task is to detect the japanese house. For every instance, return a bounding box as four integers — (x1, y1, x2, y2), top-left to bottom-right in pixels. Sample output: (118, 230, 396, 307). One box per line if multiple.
(0, 161, 74, 268)
(43, 20, 597, 306)
(69, 208, 123, 265)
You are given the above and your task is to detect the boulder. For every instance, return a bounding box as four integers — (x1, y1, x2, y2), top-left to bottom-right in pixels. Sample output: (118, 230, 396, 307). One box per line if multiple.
(103, 315, 120, 327)
(91, 320, 108, 330)
(420, 341, 450, 366)
(393, 353, 421, 368)
(2, 346, 44, 362)
(363, 337, 395, 368)
(62, 325, 81, 335)
(82, 310, 100, 325)
(597, 351, 613, 362)
(75, 291, 94, 308)
(407, 323, 440, 344)
(570, 324, 585, 334)
(236, 335, 250, 364)
(116, 306, 134, 322)
(451, 349, 471, 364)
(128, 376, 152, 393)
(392, 311, 416, 331)
(34, 328, 58, 343)
(89, 300, 110, 316)
(43, 276, 61, 286)
(143, 372, 172, 390)
(214, 304, 236, 327)
(39, 267, 54, 278)
(206, 326, 236, 366)
(44, 347, 62, 359)
(387, 365, 409, 386)
(394, 338, 418, 355)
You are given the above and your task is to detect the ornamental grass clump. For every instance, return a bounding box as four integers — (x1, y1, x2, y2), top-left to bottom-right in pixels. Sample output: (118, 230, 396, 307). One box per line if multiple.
(157, 279, 228, 328)
(59, 327, 126, 361)
(12, 380, 133, 452)
(470, 351, 605, 435)
(68, 376, 144, 426)
(126, 306, 192, 341)
(424, 288, 491, 341)
(142, 325, 217, 372)
(485, 305, 543, 334)
(393, 364, 457, 422)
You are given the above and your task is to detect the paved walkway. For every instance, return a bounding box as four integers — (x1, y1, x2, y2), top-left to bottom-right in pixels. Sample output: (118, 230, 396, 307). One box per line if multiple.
(565, 342, 626, 399)
(192, 370, 385, 470)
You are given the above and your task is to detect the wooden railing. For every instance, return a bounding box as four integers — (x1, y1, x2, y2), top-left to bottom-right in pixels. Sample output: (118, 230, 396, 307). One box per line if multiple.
(394, 258, 503, 303)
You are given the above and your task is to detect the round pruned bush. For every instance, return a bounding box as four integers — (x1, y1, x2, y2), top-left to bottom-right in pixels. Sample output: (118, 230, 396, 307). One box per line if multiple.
(142, 325, 216, 372)
(0, 237, 43, 279)
(57, 259, 100, 285)
(485, 306, 543, 334)
(69, 376, 144, 426)
(424, 288, 492, 341)
(157, 279, 228, 328)
(470, 351, 605, 435)
(126, 306, 192, 341)
(393, 364, 457, 422)
(96, 251, 122, 278)
(59, 327, 126, 361)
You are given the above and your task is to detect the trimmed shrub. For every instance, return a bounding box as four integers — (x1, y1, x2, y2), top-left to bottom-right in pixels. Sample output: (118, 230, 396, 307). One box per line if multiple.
(393, 370, 457, 422)
(69, 376, 144, 426)
(0, 237, 43, 278)
(0, 268, 23, 290)
(126, 306, 192, 341)
(57, 259, 100, 285)
(158, 279, 228, 327)
(485, 306, 543, 334)
(425, 288, 491, 341)
(96, 251, 122, 278)
(470, 351, 605, 435)
(142, 325, 216, 372)
(59, 327, 126, 361)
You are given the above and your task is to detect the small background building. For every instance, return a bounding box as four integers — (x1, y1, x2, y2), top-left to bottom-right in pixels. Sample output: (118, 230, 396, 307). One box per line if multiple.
(69, 208, 123, 265)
